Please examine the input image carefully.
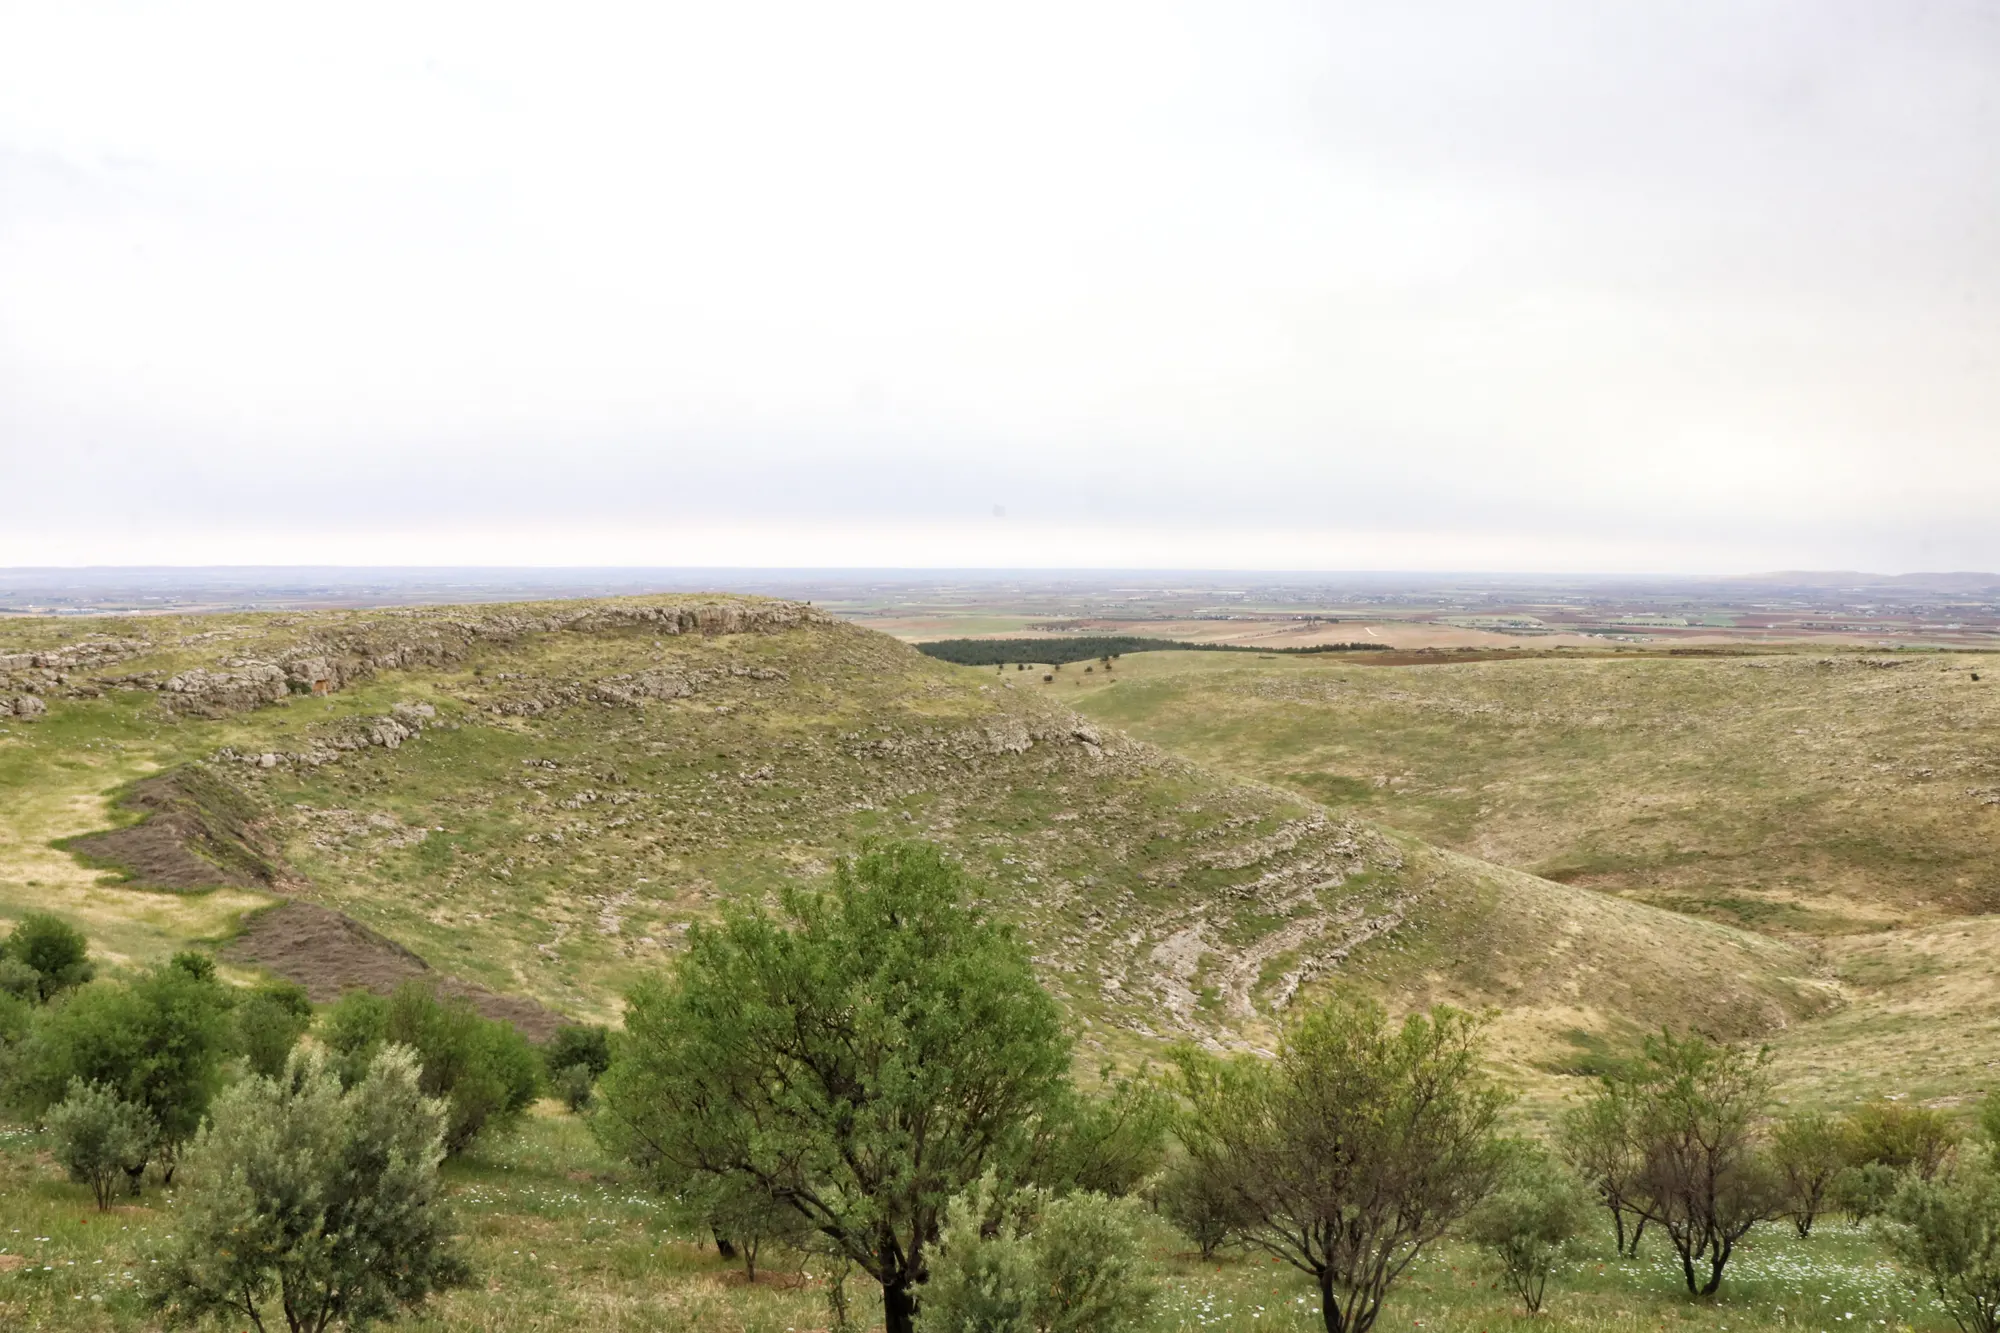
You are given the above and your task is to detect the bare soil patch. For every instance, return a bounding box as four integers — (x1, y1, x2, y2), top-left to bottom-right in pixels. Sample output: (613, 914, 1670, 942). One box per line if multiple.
(226, 901, 565, 1041)
(62, 767, 278, 891)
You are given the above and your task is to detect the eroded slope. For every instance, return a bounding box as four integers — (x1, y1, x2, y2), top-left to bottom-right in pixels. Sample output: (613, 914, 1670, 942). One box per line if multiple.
(0, 598, 1824, 1067)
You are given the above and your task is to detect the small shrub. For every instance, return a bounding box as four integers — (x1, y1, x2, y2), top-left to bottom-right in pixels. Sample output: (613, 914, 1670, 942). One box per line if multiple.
(1464, 1143, 1593, 1314)
(1879, 1157, 2000, 1333)
(47, 1078, 156, 1210)
(1157, 1155, 1241, 1260)
(554, 1062, 595, 1113)
(919, 1176, 1154, 1333)
(235, 987, 313, 1080)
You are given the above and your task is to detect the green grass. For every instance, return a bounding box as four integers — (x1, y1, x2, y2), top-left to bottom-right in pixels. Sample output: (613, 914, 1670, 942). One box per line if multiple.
(0, 1111, 1960, 1332)
(6, 599, 2000, 1330)
(1071, 649, 2000, 932)
(2, 599, 1818, 1076)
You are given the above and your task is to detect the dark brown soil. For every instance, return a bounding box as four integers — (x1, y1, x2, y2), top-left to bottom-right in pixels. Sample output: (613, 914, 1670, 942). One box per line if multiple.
(225, 901, 566, 1041)
(64, 767, 278, 891)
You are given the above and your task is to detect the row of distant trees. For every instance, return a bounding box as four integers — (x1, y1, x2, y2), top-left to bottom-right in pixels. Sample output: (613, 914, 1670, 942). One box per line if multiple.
(11, 847, 2000, 1333)
(914, 636, 1391, 667)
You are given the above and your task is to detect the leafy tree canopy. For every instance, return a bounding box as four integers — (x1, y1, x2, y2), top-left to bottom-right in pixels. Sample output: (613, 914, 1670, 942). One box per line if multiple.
(596, 840, 1073, 1333)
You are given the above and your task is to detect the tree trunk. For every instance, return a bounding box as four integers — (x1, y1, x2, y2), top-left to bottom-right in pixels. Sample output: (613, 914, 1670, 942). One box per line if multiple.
(1700, 1238, 1731, 1298)
(882, 1278, 918, 1333)
(1318, 1267, 1358, 1333)
(1628, 1214, 1648, 1258)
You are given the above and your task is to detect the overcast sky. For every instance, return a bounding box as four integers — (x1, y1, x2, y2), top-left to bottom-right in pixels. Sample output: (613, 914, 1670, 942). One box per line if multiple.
(2, 2, 1996, 573)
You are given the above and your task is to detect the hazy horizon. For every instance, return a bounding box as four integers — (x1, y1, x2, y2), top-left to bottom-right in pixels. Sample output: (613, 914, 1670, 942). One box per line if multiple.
(5, 3, 1996, 573)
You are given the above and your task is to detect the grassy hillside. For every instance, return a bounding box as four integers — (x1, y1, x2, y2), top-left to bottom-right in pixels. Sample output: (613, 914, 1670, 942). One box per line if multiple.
(0, 1102, 1945, 1333)
(0, 597, 1820, 1073)
(7, 597, 1998, 1333)
(1069, 648, 2000, 933)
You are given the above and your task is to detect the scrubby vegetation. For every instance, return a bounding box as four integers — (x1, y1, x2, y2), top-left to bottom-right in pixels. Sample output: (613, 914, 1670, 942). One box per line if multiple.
(4, 596, 2000, 1330)
(7, 883, 2000, 1332)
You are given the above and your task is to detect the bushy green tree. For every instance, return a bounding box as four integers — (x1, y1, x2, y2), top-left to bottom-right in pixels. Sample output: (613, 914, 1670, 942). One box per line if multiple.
(319, 983, 539, 1154)
(1772, 1109, 1846, 1237)
(1558, 1074, 1649, 1256)
(596, 841, 1072, 1333)
(235, 982, 314, 1080)
(1845, 1099, 1960, 1181)
(1156, 1153, 1243, 1260)
(544, 1023, 613, 1114)
(9, 961, 232, 1187)
(1026, 1069, 1170, 1198)
(1879, 1156, 2000, 1333)
(544, 1023, 612, 1078)
(1613, 1029, 1780, 1297)
(1463, 1142, 1593, 1314)
(146, 1044, 470, 1333)
(918, 1175, 1154, 1333)
(1834, 1161, 1905, 1224)
(47, 1078, 155, 1210)
(0, 912, 94, 1003)
(1172, 998, 1507, 1333)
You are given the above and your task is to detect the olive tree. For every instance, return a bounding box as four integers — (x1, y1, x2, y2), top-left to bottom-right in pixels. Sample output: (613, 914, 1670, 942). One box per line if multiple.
(1172, 998, 1508, 1333)
(47, 1078, 155, 1210)
(146, 1044, 469, 1333)
(595, 841, 1073, 1333)
(918, 1174, 1155, 1333)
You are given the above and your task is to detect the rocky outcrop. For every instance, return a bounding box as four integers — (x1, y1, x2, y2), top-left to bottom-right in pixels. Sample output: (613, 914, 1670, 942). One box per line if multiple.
(167, 598, 826, 720)
(218, 700, 442, 768)
(0, 637, 148, 673)
(2, 694, 47, 720)
(162, 662, 291, 716)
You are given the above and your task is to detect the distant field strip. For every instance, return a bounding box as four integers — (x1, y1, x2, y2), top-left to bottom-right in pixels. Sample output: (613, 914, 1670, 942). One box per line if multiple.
(916, 636, 1392, 666)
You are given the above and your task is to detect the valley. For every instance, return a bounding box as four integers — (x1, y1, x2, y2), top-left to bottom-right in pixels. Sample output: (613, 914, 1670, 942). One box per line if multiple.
(2, 592, 1996, 1330)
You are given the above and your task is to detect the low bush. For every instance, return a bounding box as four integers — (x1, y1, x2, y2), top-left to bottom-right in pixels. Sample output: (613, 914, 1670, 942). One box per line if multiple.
(320, 983, 539, 1154)
(47, 1077, 155, 1210)
(1463, 1142, 1593, 1314)
(919, 1175, 1154, 1333)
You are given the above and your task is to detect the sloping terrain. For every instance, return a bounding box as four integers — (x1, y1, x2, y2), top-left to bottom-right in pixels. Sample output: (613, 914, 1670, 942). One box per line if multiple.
(1072, 648, 2000, 933)
(0, 596, 1822, 1073)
